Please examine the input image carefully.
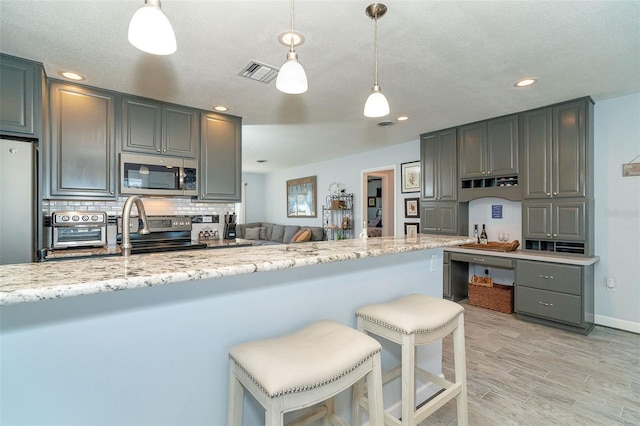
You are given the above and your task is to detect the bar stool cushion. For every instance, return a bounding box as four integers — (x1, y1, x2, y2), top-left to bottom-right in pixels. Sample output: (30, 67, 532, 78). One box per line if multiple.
(356, 294, 464, 334)
(229, 319, 381, 398)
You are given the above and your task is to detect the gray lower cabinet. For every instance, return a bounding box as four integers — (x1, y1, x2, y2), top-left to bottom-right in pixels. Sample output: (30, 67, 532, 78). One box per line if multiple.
(199, 112, 242, 202)
(122, 95, 199, 158)
(515, 259, 594, 334)
(421, 128, 457, 201)
(421, 202, 468, 235)
(0, 54, 42, 137)
(48, 80, 117, 199)
(522, 97, 593, 199)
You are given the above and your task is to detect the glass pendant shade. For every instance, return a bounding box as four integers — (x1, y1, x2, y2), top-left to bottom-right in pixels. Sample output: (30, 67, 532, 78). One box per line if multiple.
(276, 51, 308, 94)
(364, 85, 390, 117)
(128, 0, 177, 55)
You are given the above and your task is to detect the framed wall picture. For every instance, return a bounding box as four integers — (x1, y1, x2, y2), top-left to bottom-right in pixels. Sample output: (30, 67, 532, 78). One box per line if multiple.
(404, 197, 420, 218)
(286, 176, 317, 218)
(401, 161, 421, 193)
(368, 196, 377, 207)
(404, 222, 419, 237)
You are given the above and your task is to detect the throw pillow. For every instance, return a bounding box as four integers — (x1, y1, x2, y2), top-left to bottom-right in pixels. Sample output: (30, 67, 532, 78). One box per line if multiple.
(291, 228, 306, 242)
(260, 223, 273, 240)
(270, 224, 285, 243)
(293, 229, 312, 243)
(282, 226, 301, 244)
(244, 227, 262, 240)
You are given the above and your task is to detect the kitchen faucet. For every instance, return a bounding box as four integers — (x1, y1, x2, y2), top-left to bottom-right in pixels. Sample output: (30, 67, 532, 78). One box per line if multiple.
(121, 195, 150, 256)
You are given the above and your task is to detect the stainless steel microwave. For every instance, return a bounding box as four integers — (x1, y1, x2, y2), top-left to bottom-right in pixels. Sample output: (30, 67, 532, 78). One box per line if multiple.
(120, 153, 198, 196)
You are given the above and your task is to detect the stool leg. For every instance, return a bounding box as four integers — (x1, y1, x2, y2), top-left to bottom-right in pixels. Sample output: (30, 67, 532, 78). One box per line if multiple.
(366, 352, 385, 426)
(265, 397, 285, 426)
(453, 314, 468, 426)
(401, 333, 417, 426)
(352, 317, 366, 425)
(228, 363, 244, 426)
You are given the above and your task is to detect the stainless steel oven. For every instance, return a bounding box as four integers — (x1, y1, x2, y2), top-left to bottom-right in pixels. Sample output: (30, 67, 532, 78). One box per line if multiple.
(120, 153, 198, 196)
(52, 211, 107, 249)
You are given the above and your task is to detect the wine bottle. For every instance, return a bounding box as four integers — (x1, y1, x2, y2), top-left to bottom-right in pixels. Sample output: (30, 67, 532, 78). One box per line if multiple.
(473, 224, 479, 243)
(480, 224, 488, 244)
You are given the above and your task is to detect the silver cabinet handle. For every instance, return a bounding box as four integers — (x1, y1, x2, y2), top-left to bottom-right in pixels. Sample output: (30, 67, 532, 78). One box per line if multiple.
(553, 192, 558, 196)
(156, 148, 161, 152)
(546, 233, 551, 237)
(546, 192, 551, 196)
(539, 301, 554, 307)
(473, 258, 485, 262)
(538, 274, 554, 279)
(553, 233, 557, 237)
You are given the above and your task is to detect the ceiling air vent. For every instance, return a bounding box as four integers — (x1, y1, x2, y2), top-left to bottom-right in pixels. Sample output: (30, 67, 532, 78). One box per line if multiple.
(238, 61, 278, 84)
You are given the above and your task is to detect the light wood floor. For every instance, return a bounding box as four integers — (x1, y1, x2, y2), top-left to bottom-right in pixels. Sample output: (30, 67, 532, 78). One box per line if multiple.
(423, 303, 640, 425)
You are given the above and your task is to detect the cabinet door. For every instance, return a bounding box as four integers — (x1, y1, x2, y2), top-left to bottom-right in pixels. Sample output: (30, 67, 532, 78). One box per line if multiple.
(49, 81, 116, 199)
(421, 128, 457, 201)
(162, 105, 198, 158)
(439, 204, 458, 234)
(0, 55, 38, 136)
(553, 200, 586, 241)
(458, 122, 486, 178)
(523, 201, 551, 239)
(553, 100, 586, 198)
(421, 205, 440, 232)
(487, 114, 518, 176)
(437, 129, 457, 200)
(522, 107, 552, 198)
(200, 112, 241, 201)
(443, 261, 451, 299)
(122, 96, 162, 153)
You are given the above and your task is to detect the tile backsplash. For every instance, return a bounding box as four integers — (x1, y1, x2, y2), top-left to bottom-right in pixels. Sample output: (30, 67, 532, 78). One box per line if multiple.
(43, 196, 235, 217)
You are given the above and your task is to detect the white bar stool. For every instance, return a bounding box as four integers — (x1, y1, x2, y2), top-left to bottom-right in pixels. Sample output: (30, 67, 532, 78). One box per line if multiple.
(228, 319, 385, 425)
(353, 294, 468, 426)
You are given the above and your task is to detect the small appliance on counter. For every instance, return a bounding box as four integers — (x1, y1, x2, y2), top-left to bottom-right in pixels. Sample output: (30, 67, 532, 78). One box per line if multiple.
(223, 213, 236, 240)
(52, 211, 108, 249)
(116, 215, 207, 254)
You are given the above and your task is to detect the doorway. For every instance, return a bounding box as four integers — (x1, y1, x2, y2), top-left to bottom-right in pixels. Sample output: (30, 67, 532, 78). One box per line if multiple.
(361, 166, 396, 237)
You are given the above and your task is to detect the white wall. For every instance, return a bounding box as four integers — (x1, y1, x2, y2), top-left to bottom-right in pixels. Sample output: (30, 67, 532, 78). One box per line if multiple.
(262, 139, 420, 236)
(253, 92, 640, 332)
(593, 92, 640, 332)
(241, 172, 266, 223)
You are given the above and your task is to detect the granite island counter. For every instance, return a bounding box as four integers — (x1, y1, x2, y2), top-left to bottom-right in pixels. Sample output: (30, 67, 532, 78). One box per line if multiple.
(1, 235, 473, 425)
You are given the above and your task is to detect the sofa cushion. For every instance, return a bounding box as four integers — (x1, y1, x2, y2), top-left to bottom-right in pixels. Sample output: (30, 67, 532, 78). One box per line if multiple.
(237, 222, 263, 239)
(270, 225, 285, 243)
(260, 223, 273, 241)
(283, 226, 301, 244)
(293, 228, 312, 243)
(245, 227, 263, 240)
(308, 226, 324, 241)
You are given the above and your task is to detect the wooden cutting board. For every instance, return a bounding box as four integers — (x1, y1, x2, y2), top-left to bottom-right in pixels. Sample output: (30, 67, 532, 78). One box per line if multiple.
(459, 240, 520, 252)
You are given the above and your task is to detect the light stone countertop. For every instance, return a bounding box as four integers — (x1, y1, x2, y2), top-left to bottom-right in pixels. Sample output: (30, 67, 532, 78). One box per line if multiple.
(0, 235, 474, 306)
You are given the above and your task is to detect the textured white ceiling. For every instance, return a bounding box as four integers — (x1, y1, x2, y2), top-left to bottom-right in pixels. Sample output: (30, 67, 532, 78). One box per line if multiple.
(1, 0, 639, 173)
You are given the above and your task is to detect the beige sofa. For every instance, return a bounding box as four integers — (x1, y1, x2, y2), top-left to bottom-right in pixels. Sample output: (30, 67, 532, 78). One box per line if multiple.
(236, 222, 326, 245)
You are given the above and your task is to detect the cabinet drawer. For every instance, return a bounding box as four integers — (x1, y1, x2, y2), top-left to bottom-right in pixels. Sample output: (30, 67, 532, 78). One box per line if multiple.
(449, 253, 514, 269)
(517, 260, 581, 295)
(515, 286, 582, 326)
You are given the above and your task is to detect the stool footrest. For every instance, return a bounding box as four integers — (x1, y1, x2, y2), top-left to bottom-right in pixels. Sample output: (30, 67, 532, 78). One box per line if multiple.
(415, 383, 463, 424)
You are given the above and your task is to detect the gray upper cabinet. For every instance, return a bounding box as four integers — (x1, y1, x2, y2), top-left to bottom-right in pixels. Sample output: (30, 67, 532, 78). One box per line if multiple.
(420, 128, 457, 201)
(458, 114, 519, 179)
(0, 54, 42, 137)
(523, 200, 586, 241)
(122, 96, 199, 158)
(523, 98, 593, 199)
(48, 80, 117, 199)
(199, 112, 242, 202)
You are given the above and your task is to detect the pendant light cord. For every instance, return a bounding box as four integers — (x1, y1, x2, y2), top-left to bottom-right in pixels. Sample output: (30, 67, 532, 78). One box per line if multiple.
(290, 0, 295, 52)
(373, 16, 379, 85)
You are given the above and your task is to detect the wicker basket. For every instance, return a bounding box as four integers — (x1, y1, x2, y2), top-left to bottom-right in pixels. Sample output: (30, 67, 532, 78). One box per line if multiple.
(468, 281, 514, 314)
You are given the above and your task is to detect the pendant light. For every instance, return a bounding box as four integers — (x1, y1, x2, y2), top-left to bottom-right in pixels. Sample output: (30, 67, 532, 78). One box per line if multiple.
(276, 0, 308, 94)
(128, 0, 177, 56)
(364, 3, 390, 118)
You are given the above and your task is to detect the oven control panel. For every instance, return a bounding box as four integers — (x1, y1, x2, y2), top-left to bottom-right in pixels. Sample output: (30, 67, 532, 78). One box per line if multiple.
(53, 211, 107, 226)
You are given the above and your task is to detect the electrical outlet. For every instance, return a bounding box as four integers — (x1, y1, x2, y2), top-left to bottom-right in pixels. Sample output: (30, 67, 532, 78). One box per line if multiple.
(606, 277, 616, 291)
(430, 254, 438, 271)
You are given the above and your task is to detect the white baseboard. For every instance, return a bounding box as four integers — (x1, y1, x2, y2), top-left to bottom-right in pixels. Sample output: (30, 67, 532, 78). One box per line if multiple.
(595, 314, 640, 334)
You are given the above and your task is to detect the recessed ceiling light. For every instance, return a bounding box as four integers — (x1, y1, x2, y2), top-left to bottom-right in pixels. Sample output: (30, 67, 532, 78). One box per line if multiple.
(213, 105, 229, 112)
(278, 31, 305, 47)
(59, 71, 85, 81)
(514, 78, 537, 88)
(397, 116, 409, 121)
